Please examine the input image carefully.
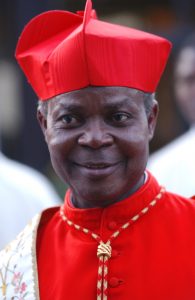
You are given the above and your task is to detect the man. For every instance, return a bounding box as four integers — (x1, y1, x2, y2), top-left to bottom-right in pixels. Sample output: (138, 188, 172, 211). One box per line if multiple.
(0, 150, 60, 249)
(1, 1, 195, 299)
(148, 34, 195, 197)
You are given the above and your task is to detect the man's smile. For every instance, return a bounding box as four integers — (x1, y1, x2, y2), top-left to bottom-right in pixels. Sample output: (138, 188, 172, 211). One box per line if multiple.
(73, 161, 122, 178)
(80, 163, 113, 169)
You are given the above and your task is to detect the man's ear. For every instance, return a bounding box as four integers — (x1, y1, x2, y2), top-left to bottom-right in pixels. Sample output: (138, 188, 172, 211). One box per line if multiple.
(148, 99, 159, 141)
(37, 109, 48, 140)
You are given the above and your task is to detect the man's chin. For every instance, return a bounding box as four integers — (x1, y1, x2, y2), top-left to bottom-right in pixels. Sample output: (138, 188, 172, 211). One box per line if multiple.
(71, 182, 125, 208)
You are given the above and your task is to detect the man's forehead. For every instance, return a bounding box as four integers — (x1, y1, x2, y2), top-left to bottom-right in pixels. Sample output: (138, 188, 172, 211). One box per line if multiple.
(56, 86, 142, 100)
(49, 86, 144, 109)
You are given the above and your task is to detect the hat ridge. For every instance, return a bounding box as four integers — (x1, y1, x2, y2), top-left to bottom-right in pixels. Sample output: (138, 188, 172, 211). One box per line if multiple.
(83, 0, 93, 29)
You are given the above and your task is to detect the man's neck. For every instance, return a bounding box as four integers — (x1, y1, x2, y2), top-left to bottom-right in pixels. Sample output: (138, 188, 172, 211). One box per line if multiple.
(70, 172, 147, 209)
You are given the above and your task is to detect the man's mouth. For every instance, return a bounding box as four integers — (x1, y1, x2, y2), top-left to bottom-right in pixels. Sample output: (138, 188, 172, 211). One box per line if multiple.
(83, 163, 112, 169)
(73, 161, 121, 178)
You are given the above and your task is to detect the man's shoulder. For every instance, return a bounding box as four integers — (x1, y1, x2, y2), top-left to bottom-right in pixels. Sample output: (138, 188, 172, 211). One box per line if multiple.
(0, 213, 41, 299)
(0, 206, 59, 253)
(163, 191, 195, 215)
(0, 207, 59, 299)
(0, 213, 40, 257)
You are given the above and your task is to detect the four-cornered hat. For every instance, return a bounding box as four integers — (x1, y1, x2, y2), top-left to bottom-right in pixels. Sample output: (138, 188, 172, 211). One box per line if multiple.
(15, 0, 172, 101)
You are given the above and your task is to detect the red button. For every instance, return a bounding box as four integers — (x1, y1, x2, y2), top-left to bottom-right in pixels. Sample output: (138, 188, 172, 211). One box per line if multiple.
(109, 277, 120, 288)
(108, 221, 117, 230)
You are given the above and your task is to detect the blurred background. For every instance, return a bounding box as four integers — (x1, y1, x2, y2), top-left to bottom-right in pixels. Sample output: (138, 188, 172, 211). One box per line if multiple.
(0, 0, 194, 197)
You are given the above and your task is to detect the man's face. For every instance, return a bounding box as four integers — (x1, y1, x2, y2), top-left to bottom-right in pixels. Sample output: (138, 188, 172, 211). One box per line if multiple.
(174, 47, 195, 124)
(39, 87, 157, 208)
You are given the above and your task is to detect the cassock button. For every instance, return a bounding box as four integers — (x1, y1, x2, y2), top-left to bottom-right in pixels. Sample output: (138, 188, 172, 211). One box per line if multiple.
(109, 277, 120, 288)
(108, 221, 117, 230)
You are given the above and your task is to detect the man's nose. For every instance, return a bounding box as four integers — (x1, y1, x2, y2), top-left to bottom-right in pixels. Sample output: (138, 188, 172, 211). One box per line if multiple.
(78, 121, 114, 148)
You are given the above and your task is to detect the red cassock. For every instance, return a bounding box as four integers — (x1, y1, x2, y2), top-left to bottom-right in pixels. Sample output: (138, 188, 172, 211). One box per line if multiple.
(37, 173, 195, 300)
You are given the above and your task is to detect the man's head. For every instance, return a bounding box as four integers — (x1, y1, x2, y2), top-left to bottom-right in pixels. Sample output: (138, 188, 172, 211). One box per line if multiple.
(15, 0, 171, 207)
(37, 86, 158, 208)
(174, 34, 195, 125)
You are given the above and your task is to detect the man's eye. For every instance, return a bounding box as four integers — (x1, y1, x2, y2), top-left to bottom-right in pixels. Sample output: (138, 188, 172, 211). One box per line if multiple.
(61, 115, 81, 127)
(62, 115, 75, 124)
(112, 112, 129, 122)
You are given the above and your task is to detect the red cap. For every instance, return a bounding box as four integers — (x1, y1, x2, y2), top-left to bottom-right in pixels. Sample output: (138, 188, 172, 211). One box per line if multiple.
(15, 0, 172, 101)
